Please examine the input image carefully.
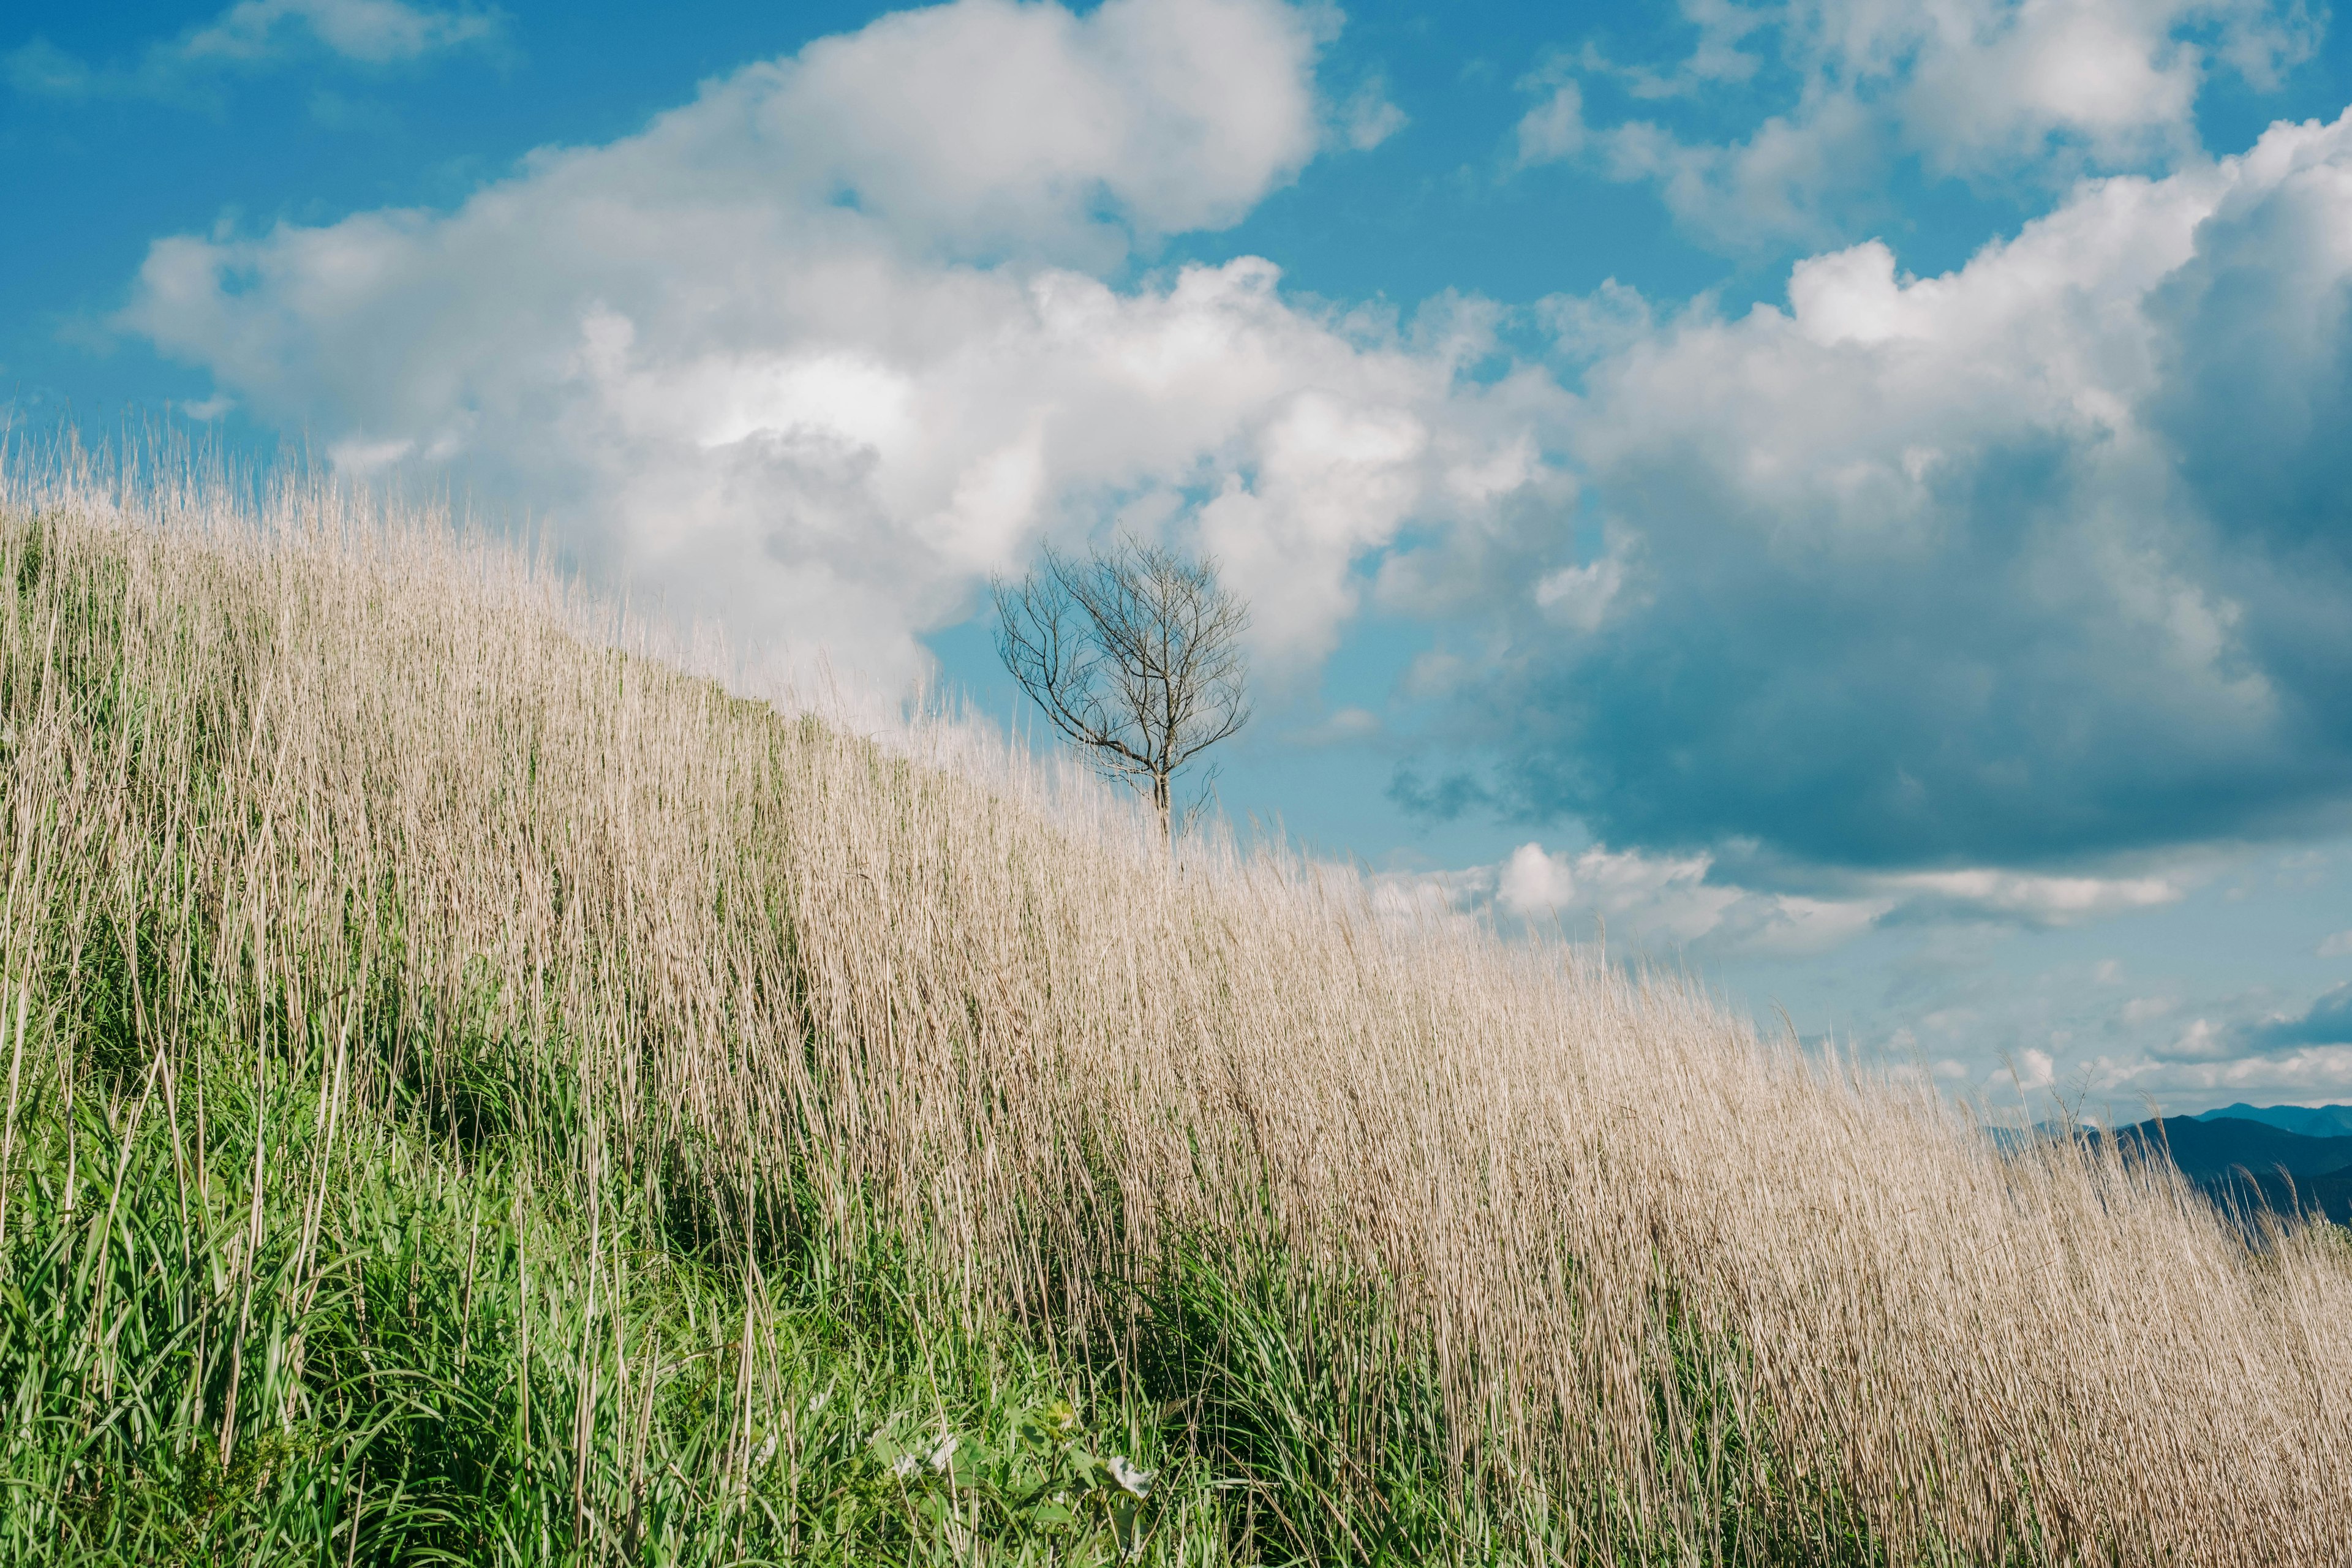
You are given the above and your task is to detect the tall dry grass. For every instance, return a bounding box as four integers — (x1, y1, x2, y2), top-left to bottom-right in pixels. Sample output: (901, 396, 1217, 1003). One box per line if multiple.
(4, 451, 2347, 1563)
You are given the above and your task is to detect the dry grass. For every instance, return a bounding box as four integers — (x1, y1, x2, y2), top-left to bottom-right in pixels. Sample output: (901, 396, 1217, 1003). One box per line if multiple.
(4, 449, 2348, 1564)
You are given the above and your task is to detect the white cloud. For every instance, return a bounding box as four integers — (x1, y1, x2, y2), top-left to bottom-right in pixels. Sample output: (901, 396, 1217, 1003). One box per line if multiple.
(2319, 930, 2352, 958)
(1479, 108, 2352, 869)
(1496, 840, 1742, 943)
(123, 0, 1565, 691)
(1536, 277, 1653, 364)
(1365, 862, 1493, 932)
(2011, 1047, 2058, 1093)
(2076, 1044, 2352, 1102)
(1447, 840, 1877, 956)
(1516, 77, 1588, 167)
(1532, 550, 1627, 632)
(326, 434, 417, 473)
(719, 0, 1331, 256)
(1879, 868, 2182, 925)
(1518, 0, 2318, 245)
(1453, 838, 2185, 960)
(7, 0, 501, 98)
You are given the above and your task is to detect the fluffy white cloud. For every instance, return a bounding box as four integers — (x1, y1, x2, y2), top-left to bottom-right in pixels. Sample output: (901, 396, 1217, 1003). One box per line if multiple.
(1475, 108, 2352, 869)
(2072, 1043, 2352, 1101)
(1975, 972, 2352, 1110)
(722, 0, 1333, 255)
(1446, 840, 2183, 959)
(124, 0, 1564, 688)
(6, 0, 500, 97)
(1494, 840, 1746, 943)
(2010, 1046, 2058, 1093)
(1520, 0, 2318, 244)
(1877, 868, 2181, 924)
(1789, 938, 2352, 1117)
(1516, 75, 1588, 166)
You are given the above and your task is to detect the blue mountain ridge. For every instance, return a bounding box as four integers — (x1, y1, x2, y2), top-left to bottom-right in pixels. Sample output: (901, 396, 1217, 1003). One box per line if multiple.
(2192, 1102, 2352, 1138)
(2115, 1117, 2352, 1224)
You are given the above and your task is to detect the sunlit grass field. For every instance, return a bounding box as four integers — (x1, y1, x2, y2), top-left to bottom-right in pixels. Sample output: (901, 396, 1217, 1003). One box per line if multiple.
(2, 456, 2347, 1564)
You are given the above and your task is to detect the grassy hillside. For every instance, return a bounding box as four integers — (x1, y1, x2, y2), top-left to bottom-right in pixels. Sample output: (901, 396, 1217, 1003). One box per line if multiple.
(2, 466, 2348, 1565)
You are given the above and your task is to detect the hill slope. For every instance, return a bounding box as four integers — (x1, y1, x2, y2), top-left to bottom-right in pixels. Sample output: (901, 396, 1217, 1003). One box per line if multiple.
(3, 471, 2350, 1564)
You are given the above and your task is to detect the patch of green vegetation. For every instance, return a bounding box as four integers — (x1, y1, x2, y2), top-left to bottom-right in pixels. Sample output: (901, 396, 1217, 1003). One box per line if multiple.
(0, 1033, 1206, 1566)
(0, 1019, 1915, 1566)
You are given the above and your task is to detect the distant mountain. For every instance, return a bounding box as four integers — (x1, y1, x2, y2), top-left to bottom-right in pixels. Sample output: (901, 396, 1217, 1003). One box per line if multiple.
(2192, 1102, 2352, 1139)
(2116, 1117, 2352, 1223)
(2116, 1117, 2352, 1177)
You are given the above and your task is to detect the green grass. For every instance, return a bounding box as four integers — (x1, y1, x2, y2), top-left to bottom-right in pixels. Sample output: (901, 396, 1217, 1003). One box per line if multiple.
(0, 1025, 1212, 1566)
(0, 1007, 1902, 1566)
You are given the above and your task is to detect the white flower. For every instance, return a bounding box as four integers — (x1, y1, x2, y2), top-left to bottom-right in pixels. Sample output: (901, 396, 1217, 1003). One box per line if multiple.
(807, 1389, 829, 1414)
(1105, 1455, 1153, 1498)
(753, 1430, 777, 1468)
(929, 1434, 959, 1473)
(889, 1452, 920, 1479)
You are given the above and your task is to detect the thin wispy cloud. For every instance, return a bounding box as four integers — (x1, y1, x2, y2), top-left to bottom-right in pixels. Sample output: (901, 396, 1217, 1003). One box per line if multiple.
(6, 0, 503, 103)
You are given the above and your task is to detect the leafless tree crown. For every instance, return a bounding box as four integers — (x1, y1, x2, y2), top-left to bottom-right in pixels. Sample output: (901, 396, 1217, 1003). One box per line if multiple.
(993, 538, 1251, 840)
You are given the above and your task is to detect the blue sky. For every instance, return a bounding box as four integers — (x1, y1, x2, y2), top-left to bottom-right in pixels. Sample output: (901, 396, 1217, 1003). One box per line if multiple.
(9, 0, 2352, 1115)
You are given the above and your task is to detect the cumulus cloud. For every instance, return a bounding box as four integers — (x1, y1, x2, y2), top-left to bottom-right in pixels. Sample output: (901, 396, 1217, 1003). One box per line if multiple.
(7, 0, 502, 99)
(1415, 839, 2186, 960)
(1493, 840, 1747, 944)
(1516, 74, 1589, 167)
(122, 0, 1566, 688)
(1452, 108, 2352, 869)
(1518, 0, 2319, 245)
(2010, 1046, 2059, 1093)
(1874, 868, 2182, 924)
(1790, 931, 2352, 1116)
(2074, 1041, 2352, 1105)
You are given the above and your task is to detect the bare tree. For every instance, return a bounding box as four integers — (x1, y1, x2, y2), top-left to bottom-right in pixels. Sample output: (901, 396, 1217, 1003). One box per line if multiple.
(993, 538, 1251, 843)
